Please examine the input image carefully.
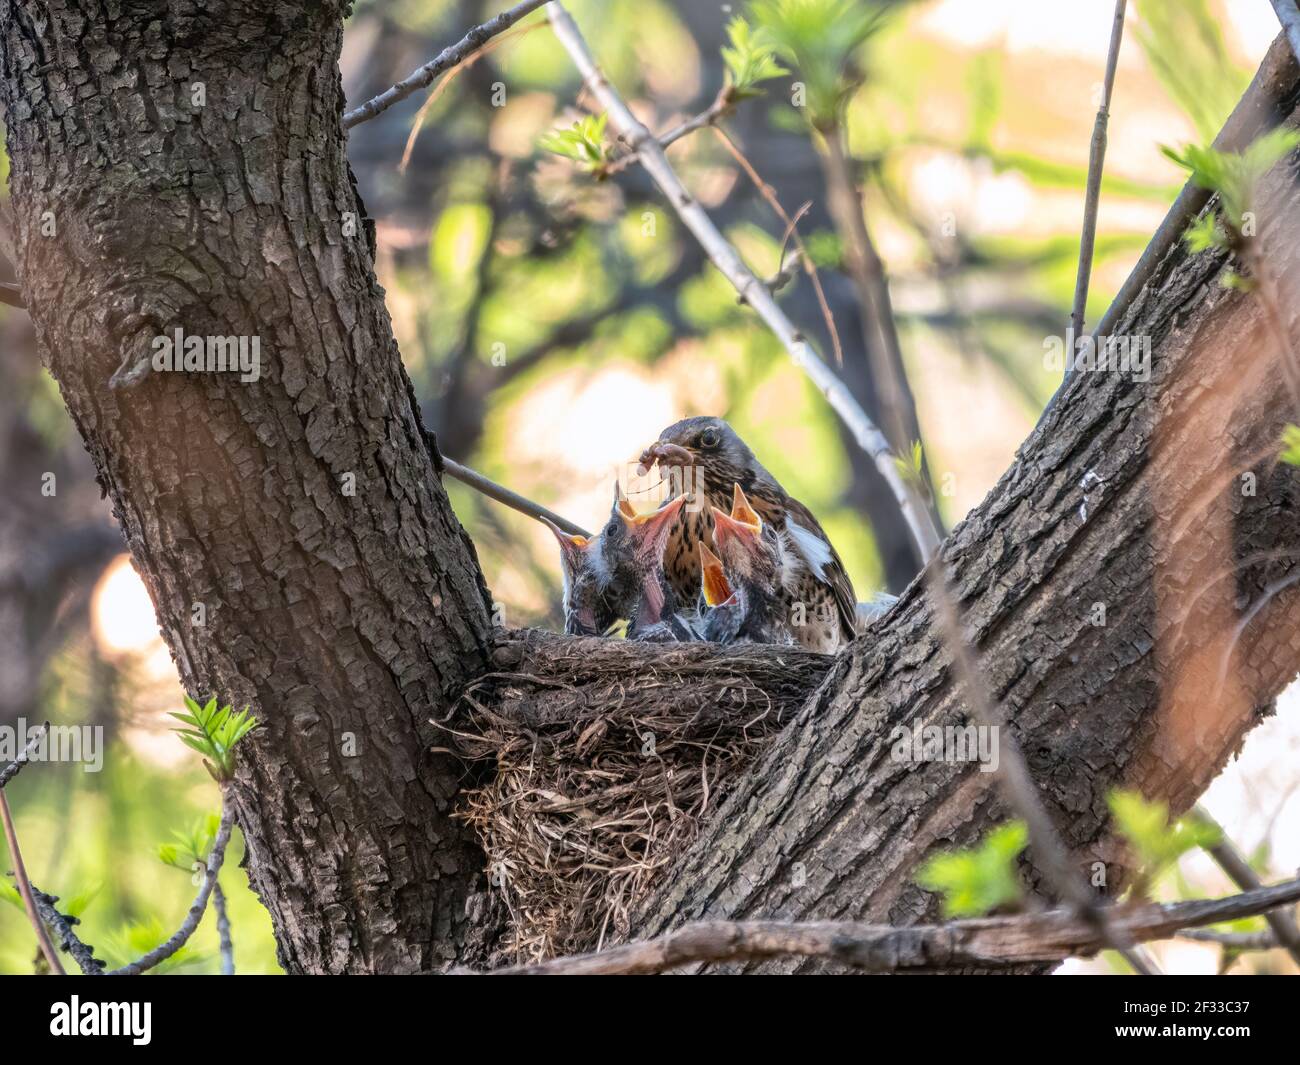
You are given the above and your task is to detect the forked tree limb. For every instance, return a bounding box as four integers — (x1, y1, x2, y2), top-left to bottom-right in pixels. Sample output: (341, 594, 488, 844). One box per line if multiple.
(495, 877, 1300, 974)
(105, 795, 236, 976)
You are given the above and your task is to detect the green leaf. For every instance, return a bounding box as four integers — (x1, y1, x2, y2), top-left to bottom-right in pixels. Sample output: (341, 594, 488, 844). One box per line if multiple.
(0, 878, 23, 911)
(1163, 129, 1300, 235)
(721, 16, 788, 100)
(171, 697, 258, 780)
(1108, 789, 1220, 888)
(749, 0, 888, 128)
(915, 821, 1028, 918)
(1181, 211, 1228, 254)
(1280, 425, 1300, 467)
(1133, 0, 1250, 143)
(538, 113, 610, 171)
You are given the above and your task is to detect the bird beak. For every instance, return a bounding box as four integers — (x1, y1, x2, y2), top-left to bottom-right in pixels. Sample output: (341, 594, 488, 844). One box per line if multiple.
(730, 484, 762, 530)
(698, 542, 733, 607)
(710, 504, 761, 554)
(618, 494, 687, 561)
(540, 516, 589, 568)
(636, 441, 694, 476)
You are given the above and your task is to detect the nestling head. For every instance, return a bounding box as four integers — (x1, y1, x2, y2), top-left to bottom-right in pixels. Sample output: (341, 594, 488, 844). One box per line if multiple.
(708, 484, 771, 585)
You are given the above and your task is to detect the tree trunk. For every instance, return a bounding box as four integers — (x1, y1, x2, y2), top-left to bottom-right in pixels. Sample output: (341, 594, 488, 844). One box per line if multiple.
(0, 0, 495, 973)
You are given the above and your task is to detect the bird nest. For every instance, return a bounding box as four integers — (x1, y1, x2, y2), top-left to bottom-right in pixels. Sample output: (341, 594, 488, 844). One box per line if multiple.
(443, 681, 787, 965)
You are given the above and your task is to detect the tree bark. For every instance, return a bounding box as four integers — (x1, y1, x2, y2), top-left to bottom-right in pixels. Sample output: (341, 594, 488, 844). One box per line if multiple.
(4, 0, 1300, 976)
(0, 0, 494, 973)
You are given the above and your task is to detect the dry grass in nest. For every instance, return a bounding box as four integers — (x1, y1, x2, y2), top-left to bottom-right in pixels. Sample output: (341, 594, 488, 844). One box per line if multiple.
(442, 685, 787, 965)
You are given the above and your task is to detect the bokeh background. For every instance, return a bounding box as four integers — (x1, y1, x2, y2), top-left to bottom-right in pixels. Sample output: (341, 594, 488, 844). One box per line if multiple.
(0, 0, 1295, 974)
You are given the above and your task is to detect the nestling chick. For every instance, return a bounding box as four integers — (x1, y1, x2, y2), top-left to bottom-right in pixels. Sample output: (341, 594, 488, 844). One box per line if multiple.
(542, 490, 688, 639)
(638, 416, 856, 653)
(697, 486, 794, 646)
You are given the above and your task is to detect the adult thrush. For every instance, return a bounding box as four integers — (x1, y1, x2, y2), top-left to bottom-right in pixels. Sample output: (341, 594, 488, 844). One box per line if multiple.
(638, 417, 856, 653)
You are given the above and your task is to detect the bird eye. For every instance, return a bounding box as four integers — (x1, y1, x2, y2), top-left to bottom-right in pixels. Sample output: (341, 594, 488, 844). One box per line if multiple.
(699, 429, 719, 448)
(606, 521, 619, 537)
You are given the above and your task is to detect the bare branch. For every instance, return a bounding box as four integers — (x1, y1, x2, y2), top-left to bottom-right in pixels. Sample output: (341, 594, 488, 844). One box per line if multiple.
(544, 1, 939, 561)
(1177, 928, 1278, 950)
(0, 787, 65, 974)
(1066, 0, 1127, 382)
(212, 881, 235, 975)
(442, 457, 590, 539)
(493, 877, 1300, 974)
(30, 885, 105, 975)
(1195, 805, 1300, 965)
(105, 795, 236, 976)
(342, 0, 549, 130)
(0, 720, 47, 789)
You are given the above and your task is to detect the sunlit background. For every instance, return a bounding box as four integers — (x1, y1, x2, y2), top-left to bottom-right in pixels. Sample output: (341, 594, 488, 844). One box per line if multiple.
(1, 0, 1296, 973)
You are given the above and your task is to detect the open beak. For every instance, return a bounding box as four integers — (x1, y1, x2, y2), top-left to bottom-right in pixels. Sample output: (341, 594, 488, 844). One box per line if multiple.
(540, 516, 590, 568)
(710, 497, 761, 555)
(730, 483, 762, 528)
(636, 440, 694, 477)
(698, 542, 733, 607)
(618, 494, 687, 560)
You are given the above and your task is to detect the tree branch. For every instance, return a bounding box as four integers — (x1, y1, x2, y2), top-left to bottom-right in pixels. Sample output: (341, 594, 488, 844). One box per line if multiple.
(0, 790, 65, 974)
(441, 457, 590, 539)
(30, 885, 105, 975)
(1077, 33, 1299, 381)
(494, 876, 1300, 974)
(212, 881, 235, 975)
(342, 0, 550, 129)
(0, 722, 64, 974)
(105, 795, 235, 976)
(1066, 0, 1127, 380)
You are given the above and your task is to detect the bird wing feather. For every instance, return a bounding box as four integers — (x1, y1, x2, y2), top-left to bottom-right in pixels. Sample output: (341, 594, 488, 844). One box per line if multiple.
(783, 497, 858, 641)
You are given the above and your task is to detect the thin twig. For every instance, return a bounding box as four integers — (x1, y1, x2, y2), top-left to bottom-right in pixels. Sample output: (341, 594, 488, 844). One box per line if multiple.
(1194, 805, 1300, 965)
(491, 876, 1300, 974)
(1066, 0, 1127, 384)
(0, 789, 65, 974)
(212, 881, 235, 975)
(1064, 33, 1298, 403)
(544, 1, 939, 561)
(106, 795, 235, 976)
(0, 720, 48, 789)
(0, 282, 24, 310)
(441, 456, 590, 539)
(30, 885, 105, 975)
(399, 23, 541, 174)
(1176, 928, 1277, 950)
(605, 84, 733, 176)
(711, 127, 844, 366)
(1271, 0, 1300, 65)
(342, 0, 550, 130)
